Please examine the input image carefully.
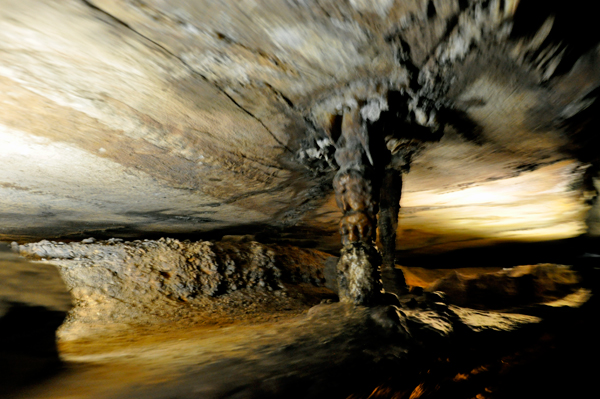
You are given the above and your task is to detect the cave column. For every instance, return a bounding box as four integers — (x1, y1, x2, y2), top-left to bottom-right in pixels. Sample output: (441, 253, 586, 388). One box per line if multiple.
(378, 166, 407, 294)
(333, 106, 383, 305)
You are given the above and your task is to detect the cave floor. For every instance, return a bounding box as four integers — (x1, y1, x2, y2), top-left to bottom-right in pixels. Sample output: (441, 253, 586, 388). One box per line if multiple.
(9, 265, 466, 399)
(16, 319, 301, 399)
(10, 264, 597, 399)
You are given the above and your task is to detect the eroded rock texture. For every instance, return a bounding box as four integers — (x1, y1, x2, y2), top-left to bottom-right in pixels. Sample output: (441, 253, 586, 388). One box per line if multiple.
(16, 238, 333, 339)
(336, 242, 383, 305)
(2, 2, 600, 397)
(331, 106, 382, 304)
(9, 237, 599, 399)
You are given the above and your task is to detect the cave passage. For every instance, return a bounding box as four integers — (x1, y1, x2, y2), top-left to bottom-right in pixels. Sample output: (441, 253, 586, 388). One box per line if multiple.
(3, 0, 600, 398)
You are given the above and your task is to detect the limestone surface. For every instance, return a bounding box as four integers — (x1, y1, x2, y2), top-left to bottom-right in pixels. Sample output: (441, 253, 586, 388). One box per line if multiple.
(1, 0, 599, 255)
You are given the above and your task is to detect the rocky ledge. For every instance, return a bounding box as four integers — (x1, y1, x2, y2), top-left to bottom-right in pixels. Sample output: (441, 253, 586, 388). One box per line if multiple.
(15, 237, 334, 340)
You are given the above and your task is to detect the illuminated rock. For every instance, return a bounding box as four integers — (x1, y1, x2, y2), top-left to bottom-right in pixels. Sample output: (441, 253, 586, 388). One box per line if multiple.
(0, 0, 598, 257)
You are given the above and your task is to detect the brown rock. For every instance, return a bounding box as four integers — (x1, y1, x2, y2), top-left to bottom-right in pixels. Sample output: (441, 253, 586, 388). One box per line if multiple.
(427, 264, 580, 309)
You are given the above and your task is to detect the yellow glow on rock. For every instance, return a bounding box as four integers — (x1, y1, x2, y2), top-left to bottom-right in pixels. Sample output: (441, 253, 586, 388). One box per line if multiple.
(399, 161, 589, 253)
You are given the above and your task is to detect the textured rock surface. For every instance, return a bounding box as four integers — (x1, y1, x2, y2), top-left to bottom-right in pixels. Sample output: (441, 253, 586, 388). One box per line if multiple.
(16, 238, 334, 340)
(336, 242, 383, 305)
(0, 244, 72, 396)
(1, 0, 599, 256)
(2, 3, 600, 397)
(426, 263, 582, 309)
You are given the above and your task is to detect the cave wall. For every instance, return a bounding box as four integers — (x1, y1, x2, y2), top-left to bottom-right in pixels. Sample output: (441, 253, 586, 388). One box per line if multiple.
(1, 0, 599, 253)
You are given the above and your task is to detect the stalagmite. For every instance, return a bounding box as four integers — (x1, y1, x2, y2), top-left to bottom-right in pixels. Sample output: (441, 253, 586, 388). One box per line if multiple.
(332, 100, 416, 304)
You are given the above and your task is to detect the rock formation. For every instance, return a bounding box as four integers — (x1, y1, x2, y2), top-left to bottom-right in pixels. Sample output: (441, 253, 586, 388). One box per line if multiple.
(2, 1, 600, 397)
(0, 0, 599, 256)
(15, 238, 332, 340)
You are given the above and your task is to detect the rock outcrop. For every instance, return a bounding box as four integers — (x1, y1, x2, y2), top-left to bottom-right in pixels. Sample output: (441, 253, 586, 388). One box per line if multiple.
(16, 238, 334, 340)
(10, 238, 598, 399)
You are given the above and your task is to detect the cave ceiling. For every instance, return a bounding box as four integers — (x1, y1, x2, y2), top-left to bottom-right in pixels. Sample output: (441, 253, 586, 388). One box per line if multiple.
(1, 0, 599, 254)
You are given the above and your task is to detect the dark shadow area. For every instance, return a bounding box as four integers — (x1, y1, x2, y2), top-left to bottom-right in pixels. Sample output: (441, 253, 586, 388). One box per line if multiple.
(0, 244, 72, 398)
(354, 280, 599, 399)
(510, 0, 600, 78)
(0, 305, 66, 398)
(396, 236, 600, 269)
